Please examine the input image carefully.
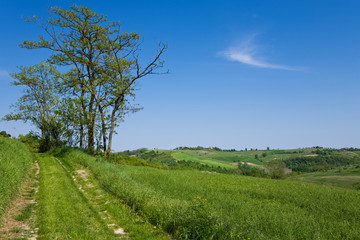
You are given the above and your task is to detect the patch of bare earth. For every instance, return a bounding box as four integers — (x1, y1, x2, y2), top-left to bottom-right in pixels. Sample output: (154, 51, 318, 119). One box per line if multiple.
(304, 154, 319, 157)
(0, 161, 39, 239)
(241, 162, 259, 167)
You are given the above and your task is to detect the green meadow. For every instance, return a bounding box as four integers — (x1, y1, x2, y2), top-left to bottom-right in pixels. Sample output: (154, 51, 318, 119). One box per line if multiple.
(1, 138, 360, 239)
(164, 148, 351, 169)
(290, 166, 360, 190)
(53, 148, 360, 240)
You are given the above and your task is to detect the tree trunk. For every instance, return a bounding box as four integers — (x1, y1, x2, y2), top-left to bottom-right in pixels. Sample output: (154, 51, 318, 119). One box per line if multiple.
(107, 97, 123, 155)
(87, 95, 95, 153)
(98, 105, 107, 153)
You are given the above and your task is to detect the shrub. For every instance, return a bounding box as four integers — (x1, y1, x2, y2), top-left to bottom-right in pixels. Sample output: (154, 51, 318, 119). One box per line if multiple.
(0, 131, 11, 138)
(266, 160, 286, 179)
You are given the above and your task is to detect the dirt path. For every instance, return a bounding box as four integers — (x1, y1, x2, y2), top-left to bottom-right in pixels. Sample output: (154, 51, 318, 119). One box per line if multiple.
(0, 160, 39, 239)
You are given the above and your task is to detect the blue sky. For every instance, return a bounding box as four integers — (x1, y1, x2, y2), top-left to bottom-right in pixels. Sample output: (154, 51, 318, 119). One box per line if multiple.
(0, 0, 359, 151)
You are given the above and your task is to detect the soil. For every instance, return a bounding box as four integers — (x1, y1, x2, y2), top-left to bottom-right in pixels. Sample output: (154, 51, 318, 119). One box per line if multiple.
(0, 161, 39, 239)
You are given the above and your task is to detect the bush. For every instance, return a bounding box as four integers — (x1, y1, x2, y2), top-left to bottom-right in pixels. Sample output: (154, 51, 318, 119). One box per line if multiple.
(352, 182, 360, 190)
(18, 131, 40, 152)
(0, 131, 11, 138)
(266, 160, 286, 179)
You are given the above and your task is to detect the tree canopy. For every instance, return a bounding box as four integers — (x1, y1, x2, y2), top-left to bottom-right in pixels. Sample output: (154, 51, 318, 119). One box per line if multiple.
(4, 4, 167, 153)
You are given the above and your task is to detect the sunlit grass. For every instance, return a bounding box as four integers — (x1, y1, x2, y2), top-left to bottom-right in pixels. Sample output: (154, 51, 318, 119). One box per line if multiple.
(0, 137, 33, 221)
(55, 147, 360, 239)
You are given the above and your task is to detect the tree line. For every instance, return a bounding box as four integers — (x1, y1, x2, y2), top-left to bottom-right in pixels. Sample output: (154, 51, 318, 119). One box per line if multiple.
(3, 5, 167, 154)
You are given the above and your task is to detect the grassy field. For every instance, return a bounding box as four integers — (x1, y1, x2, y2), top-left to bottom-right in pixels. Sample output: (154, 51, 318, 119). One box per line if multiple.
(55, 148, 360, 240)
(165, 148, 317, 169)
(290, 166, 360, 190)
(0, 137, 33, 221)
(36, 153, 169, 239)
(2, 142, 359, 239)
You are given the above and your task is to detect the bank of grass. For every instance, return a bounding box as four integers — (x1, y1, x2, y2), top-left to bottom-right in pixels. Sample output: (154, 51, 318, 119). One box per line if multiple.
(0, 137, 33, 221)
(53, 147, 360, 239)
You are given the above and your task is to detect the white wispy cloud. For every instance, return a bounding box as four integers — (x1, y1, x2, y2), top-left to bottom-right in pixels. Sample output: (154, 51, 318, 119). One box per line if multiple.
(0, 69, 10, 79)
(220, 35, 305, 71)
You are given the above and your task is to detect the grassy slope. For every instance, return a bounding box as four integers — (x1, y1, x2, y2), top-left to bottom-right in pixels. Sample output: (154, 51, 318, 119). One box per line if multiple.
(290, 167, 360, 189)
(54, 148, 238, 239)
(59, 148, 360, 239)
(121, 165, 360, 240)
(0, 137, 33, 222)
(166, 148, 315, 169)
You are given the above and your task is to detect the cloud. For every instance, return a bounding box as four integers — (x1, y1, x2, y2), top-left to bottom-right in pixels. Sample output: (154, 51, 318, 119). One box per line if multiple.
(0, 69, 10, 79)
(220, 36, 305, 71)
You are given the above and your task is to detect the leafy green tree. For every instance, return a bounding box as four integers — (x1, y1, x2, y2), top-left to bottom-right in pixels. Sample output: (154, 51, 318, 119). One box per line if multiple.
(3, 62, 62, 143)
(266, 160, 286, 179)
(19, 5, 167, 153)
(0, 131, 11, 138)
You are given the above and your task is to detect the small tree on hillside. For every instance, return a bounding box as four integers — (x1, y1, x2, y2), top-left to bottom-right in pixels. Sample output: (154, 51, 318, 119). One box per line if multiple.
(266, 160, 286, 179)
(3, 62, 63, 148)
(0, 131, 11, 138)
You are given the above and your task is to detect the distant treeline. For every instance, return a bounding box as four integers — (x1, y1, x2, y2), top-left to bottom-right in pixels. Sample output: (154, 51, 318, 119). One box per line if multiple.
(284, 152, 360, 172)
(174, 146, 237, 151)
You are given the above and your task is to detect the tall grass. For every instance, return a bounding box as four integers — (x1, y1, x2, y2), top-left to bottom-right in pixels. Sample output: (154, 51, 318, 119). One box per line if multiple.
(53, 147, 237, 239)
(0, 137, 33, 221)
(54, 147, 360, 239)
(122, 166, 360, 239)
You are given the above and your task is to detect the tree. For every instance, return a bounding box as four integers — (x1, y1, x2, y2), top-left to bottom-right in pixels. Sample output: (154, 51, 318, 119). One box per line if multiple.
(3, 62, 62, 142)
(0, 131, 11, 138)
(20, 5, 167, 153)
(266, 160, 286, 179)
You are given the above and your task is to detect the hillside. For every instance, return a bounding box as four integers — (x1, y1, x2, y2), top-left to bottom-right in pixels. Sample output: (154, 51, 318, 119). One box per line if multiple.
(55, 148, 360, 239)
(1, 142, 360, 239)
(157, 147, 359, 169)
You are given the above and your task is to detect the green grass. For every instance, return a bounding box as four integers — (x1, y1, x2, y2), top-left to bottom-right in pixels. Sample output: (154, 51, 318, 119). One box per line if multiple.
(55, 148, 360, 239)
(52, 148, 233, 239)
(0, 137, 33, 222)
(168, 149, 315, 169)
(59, 154, 170, 240)
(171, 151, 237, 168)
(36, 152, 169, 240)
(290, 166, 360, 189)
(15, 203, 35, 222)
(119, 165, 360, 239)
(36, 153, 118, 239)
